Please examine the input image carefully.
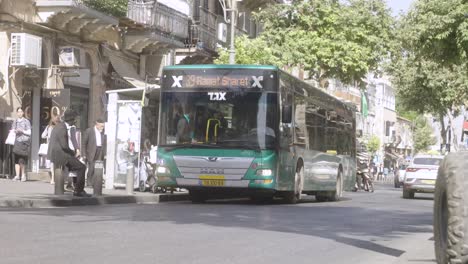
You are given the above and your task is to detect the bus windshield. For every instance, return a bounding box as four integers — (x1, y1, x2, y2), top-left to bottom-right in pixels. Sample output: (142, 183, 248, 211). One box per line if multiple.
(159, 91, 278, 149)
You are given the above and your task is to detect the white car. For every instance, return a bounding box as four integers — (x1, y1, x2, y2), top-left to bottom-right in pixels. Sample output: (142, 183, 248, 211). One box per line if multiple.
(394, 163, 408, 188)
(403, 154, 444, 199)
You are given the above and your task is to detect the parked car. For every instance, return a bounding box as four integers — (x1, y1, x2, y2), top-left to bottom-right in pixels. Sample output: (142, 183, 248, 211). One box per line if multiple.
(402, 154, 444, 199)
(434, 151, 468, 264)
(394, 163, 408, 188)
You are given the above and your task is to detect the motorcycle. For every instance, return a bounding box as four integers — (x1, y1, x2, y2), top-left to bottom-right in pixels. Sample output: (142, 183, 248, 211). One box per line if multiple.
(353, 168, 374, 192)
(353, 153, 374, 192)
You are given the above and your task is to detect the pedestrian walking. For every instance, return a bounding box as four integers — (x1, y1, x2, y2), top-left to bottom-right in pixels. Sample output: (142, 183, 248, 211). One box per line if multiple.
(11, 107, 31, 182)
(48, 109, 89, 197)
(82, 119, 105, 187)
(377, 164, 383, 181)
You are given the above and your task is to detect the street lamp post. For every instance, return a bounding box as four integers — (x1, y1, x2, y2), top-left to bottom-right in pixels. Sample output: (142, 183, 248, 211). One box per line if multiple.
(219, 0, 238, 64)
(228, 0, 237, 64)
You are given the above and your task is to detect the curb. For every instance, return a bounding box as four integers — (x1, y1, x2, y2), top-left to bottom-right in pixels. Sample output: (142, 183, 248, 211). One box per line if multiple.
(0, 193, 190, 208)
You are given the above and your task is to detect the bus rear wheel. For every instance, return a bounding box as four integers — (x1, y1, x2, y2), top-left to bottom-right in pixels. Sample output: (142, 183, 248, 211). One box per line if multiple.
(284, 165, 304, 204)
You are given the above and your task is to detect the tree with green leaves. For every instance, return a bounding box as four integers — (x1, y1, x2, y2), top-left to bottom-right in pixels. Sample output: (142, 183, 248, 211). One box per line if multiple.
(389, 0, 468, 151)
(215, 35, 280, 66)
(216, 0, 395, 86)
(413, 116, 436, 154)
(366, 135, 380, 156)
(82, 0, 128, 17)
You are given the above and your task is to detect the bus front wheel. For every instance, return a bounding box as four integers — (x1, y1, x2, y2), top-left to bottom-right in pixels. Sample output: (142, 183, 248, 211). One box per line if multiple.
(329, 170, 343, 202)
(284, 165, 304, 204)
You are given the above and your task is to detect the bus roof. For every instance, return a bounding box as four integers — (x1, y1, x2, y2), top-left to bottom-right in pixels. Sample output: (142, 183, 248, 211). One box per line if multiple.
(163, 64, 279, 70)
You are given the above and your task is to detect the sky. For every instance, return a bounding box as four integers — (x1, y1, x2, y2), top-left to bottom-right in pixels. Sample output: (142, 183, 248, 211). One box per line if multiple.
(386, 0, 415, 16)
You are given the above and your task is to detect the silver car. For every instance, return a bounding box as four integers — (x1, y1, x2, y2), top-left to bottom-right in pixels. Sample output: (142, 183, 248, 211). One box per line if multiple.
(403, 154, 444, 199)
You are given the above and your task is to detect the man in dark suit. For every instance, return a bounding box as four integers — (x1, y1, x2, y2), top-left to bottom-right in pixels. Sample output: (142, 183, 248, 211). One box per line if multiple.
(48, 109, 88, 197)
(82, 119, 105, 187)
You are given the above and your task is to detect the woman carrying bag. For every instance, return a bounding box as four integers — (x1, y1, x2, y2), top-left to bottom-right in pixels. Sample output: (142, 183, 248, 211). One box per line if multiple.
(11, 107, 31, 182)
(40, 116, 58, 184)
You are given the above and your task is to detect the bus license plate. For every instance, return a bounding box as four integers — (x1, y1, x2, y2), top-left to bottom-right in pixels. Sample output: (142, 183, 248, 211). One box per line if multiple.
(199, 175, 225, 186)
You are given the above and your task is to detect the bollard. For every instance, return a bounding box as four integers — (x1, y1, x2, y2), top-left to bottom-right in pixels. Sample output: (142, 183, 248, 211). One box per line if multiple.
(126, 163, 134, 195)
(93, 161, 104, 196)
(54, 167, 64, 195)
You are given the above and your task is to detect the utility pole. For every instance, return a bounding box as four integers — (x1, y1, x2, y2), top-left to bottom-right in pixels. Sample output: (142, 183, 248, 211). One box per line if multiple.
(228, 0, 237, 64)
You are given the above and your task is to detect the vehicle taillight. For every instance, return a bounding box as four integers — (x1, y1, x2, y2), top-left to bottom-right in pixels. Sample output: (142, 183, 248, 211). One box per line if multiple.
(406, 168, 419, 172)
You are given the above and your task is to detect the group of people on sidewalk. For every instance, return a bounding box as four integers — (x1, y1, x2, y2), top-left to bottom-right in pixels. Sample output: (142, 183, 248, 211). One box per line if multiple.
(369, 162, 396, 181)
(6, 107, 105, 197)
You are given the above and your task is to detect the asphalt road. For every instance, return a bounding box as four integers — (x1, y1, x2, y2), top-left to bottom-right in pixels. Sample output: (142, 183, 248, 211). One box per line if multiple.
(0, 183, 435, 264)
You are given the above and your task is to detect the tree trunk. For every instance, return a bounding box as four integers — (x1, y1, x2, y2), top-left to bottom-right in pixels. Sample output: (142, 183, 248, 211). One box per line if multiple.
(439, 112, 447, 151)
(447, 109, 459, 152)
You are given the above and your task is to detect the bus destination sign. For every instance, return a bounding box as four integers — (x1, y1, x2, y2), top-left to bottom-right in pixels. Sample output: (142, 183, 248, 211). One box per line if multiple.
(168, 75, 264, 89)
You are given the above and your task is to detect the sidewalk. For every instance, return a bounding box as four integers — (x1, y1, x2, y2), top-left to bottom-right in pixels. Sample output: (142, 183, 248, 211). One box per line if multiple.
(0, 179, 189, 208)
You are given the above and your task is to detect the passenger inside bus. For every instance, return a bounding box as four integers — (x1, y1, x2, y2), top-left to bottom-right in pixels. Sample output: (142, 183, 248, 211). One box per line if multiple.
(175, 106, 194, 143)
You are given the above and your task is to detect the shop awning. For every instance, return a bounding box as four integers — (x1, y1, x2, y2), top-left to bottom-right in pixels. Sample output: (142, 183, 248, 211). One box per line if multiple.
(104, 47, 159, 90)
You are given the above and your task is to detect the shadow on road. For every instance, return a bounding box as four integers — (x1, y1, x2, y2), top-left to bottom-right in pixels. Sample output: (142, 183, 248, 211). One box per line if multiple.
(3, 196, 433, 258)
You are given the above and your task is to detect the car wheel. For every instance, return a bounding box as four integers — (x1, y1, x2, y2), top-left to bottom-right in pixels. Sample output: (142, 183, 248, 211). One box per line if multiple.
(403, 188, 414, 199)
(434, 152, 468, 264)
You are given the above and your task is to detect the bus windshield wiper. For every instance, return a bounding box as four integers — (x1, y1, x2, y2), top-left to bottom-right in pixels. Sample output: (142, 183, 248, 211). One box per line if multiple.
(217, 140, 261, 152)
(161, 143, 222, 152)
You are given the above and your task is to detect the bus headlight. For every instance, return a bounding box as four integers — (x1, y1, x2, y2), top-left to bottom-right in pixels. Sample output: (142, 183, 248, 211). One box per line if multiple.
(157, 166, 170, 174)
(256, 169, 273, 177)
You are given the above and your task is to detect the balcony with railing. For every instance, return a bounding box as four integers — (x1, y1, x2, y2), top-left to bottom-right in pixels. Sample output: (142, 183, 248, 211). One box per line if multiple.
(193, 7, 217, 32)
(127, 0, 189, 40)
(186, 6, 218, 54)
(189, 24, 218, 53)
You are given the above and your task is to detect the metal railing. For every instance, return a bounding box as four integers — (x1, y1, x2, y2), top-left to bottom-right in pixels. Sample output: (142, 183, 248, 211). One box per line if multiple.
(201, 8, 217, 32)
(127, 0, 189, 39)
(188, 24, 217, 52)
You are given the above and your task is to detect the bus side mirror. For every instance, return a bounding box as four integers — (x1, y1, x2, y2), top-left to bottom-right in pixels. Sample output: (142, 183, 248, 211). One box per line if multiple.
(282, 105, 292, 124)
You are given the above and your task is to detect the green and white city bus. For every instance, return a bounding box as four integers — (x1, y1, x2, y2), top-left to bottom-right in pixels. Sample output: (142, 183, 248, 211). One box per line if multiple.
(156, 64, 356, 203)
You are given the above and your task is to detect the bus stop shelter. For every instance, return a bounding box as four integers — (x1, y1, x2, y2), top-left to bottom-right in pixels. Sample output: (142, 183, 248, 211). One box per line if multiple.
(104, 87, 159, 190)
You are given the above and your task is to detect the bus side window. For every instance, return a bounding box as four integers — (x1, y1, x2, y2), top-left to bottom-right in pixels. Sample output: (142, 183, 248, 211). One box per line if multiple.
(326, 111, 338, 153)
(305, 104, 327, 152)
(294, 96, 307, 147)
(280, 84, 293, 147)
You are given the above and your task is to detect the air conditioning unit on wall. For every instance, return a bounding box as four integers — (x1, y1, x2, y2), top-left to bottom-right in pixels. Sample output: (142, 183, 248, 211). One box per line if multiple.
(217, 23, 228, 42)
(10, 33, 42, 68)
(59, 46, 81, 67)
